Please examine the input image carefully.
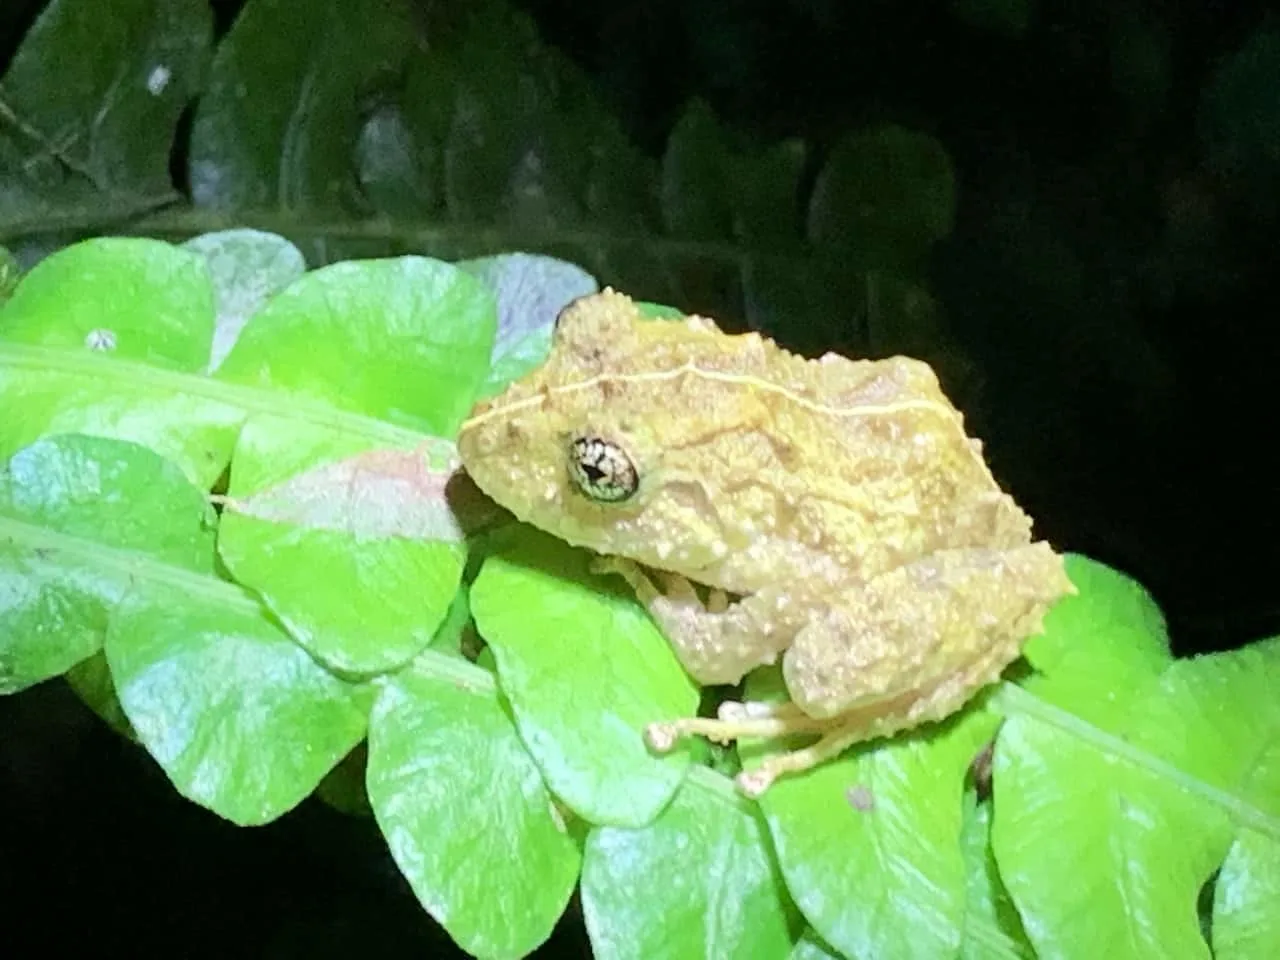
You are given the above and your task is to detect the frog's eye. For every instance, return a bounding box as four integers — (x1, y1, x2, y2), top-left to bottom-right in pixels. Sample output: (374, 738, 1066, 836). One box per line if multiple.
(568, 435, 638, 503)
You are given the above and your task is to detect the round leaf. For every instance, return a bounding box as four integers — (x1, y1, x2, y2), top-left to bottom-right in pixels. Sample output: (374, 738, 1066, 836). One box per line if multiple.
(0, 237, 216, 370)
(367, 659, 580, 959)
(215, 256, 497, 437)
(470, 530, 698, 826)
(182, 229, 307, 371)
(106, 580, 372, 825)
(809, 125, 956, 267)
(0, 434, 216, 693)
(582, 766, 797, 959)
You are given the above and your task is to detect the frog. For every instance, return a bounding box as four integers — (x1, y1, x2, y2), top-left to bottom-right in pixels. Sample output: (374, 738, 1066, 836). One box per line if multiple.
(457, 289, 1075, 796)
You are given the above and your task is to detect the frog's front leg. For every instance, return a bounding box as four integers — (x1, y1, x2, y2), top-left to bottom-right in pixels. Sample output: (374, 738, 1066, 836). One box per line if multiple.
(591, 556, 803, 686)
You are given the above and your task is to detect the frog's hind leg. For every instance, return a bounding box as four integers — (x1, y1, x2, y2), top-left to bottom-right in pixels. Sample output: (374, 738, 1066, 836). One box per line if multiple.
(728, 558, 1069, 796)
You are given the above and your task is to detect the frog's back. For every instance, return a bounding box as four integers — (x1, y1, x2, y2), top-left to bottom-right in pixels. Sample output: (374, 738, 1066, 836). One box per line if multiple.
(461, 290, 1035, 593)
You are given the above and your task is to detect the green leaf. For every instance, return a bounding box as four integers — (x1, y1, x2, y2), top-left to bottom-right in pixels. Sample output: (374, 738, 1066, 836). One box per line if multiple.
(105, 576, 372, 826)
(635, 301, 686, 320)
(959, 792, 1033, 959)
(1198, 27, 1280, 218)
(661, 99, 806, 248)
(790, 929, 843, 960)
(216, 419, 467, 675)
(314, 742, 372, 817)
(581, 765, 797, 960)
(0, 0, 212, 230)
(808, 125, 956, 269)
(354, 101, 438, 218)
(1215, 824, 1280, 957)
(661, 99, 740, 241)
(215, 256, 497, 438)
(991, 556, 1280, 960)
(189, 0, 416, 214)
(64, 650, 136, 740)
(753, 697, 996, 960)
(398, 0, 654, 233)
(425, 582, 477, 659)
(367, 658, 580, 960)
(949, 0, 1033, 37)
(1017, 554, 1172, 726)
(993, 709, 1222, 960)
(457, 253, 598, 397)
(0, 434, 215, 693)
(182, 229, 308, 371)
(0, 238, 245, 486)
(0, 246, 20, 303)
(0, 236, 215, 369)
(470, 529, 699, 826)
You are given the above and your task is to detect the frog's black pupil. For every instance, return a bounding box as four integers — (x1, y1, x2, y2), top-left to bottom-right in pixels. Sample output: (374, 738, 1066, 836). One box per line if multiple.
(583, 463, 605, 482)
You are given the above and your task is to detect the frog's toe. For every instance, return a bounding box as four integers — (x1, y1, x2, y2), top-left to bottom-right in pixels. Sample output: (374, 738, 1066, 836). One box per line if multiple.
(644, 721, 680, 752)
(735, 768, 777, 797)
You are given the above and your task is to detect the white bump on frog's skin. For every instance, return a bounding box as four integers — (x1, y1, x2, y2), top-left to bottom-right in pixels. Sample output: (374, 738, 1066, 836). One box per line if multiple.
(543, 482, 559, 502)
(654, 541, 673, 561)
(775, 595, 790, 611)
(710, 540, 728, 560)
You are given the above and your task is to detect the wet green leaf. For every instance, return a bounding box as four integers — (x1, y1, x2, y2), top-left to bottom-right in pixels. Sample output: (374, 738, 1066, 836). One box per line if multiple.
(457, 253, 598, 397)
(0, 238, 244, 486)
(216, 419, 466, 675)
(189, 0, 416, 214)
(0, 236, 215, 369)
(582, 766, 797, 960)
(215, 256, 496, 438)
(471, 530, 698, 826)
(992, 557, 1280, 960)
(753, 703, 996, 960)
(106, 576, 372, 825)
(182, 229, 307, 372)
(368, 658, 580, 959)
(0, 434, 215, 693)
(0, 0, 212, 229)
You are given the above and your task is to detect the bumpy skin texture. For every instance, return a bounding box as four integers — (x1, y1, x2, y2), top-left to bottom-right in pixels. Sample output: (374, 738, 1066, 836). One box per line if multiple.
(459, 289, 1075, 792)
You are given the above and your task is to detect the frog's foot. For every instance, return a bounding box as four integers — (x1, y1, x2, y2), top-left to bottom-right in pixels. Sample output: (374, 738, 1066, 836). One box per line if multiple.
(646, 699, 821, 749)
(734, 723, 874, 797)
(646, 699, 881, 797)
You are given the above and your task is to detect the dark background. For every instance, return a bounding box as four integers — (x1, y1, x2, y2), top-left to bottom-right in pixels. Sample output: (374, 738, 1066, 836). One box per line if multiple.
(2, 0, 1276, 956)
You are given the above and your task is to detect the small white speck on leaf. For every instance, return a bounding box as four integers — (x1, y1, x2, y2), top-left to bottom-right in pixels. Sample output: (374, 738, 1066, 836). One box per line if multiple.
(847, 784, 875, 812)
(85, 328, 117, 351)
(146, 65, 171, 95)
